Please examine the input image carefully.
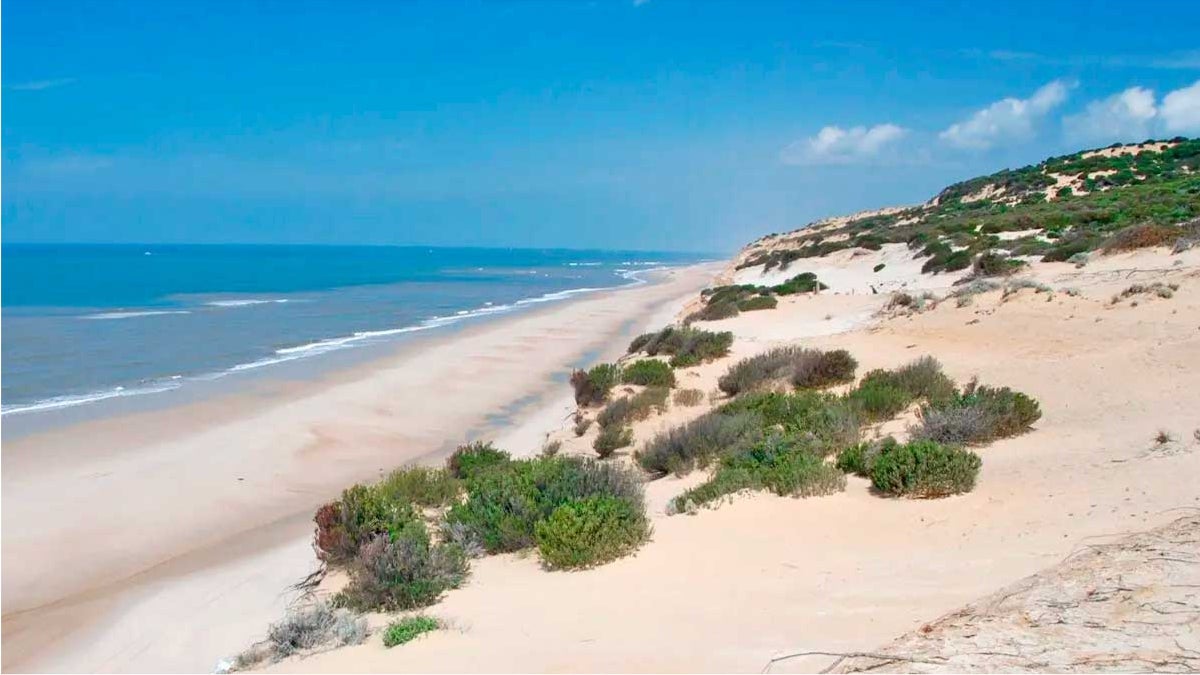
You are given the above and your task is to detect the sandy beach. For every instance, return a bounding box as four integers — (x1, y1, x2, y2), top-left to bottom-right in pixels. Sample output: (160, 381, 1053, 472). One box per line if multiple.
(0, 263, 721, 673)
(252, 244, 1200, 673)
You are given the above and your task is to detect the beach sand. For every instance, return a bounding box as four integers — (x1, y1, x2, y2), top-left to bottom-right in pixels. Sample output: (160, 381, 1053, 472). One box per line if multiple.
(0, 263, 721, 673)
(259, 246, 1200, 673)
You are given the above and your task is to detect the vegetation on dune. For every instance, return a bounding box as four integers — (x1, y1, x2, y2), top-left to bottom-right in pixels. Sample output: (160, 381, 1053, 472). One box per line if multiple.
(737, 138, 1200, 274)
(597, 386, 669, 430)
(687, 273, 827, 322)
(382, 616, 440, 648)
(628, 325, 733, 367)
(636, 410, 764, 477)
(718, 347, 858, 396)
(910, 379, 1042, 445)
(250, 600, 367, 664)
(446, 441, 511, 480)
(570, 363, 621, 406)
(671, 433, 846, 512)
(335, 525, 469, 611)
(672, 388, 705, 407)
(869, 439, 982, 498)
(845, 356, 957, 421)
(535, 494, 650, 569)
(620, 359, 676, 387)
(593, 424, 634, 458)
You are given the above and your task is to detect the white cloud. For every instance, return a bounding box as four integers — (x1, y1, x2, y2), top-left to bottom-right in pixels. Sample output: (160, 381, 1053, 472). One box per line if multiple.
(9, 78, 76, 91)
(1063, 86, 1158, 143)
(939, 80, 1071, 150)
(1161, 79, 1200, 133)
(780, 123, 907, 165)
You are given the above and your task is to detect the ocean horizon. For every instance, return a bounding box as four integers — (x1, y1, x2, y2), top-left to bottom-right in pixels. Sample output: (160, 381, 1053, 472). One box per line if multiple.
(1, 243, 711, 415)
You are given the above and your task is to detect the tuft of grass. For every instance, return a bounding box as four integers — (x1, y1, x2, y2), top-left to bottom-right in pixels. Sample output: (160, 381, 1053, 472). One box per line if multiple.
(1154, 429, 1174, 445)
(636, 411, 764, 477)
(535, 495, 651, 569)
(628, 326, 734, 368)
(570, 363, 622, 406)
(672, 388, 704, 407)
(446, 441, 511, 480)
(671, 433, 845, 512)
(593, 425, 633, 458)
(621, 359, 676, 387)
(1111, 281, 1178, 303)
(382, 616, 440, 648)
(870, 439, 981, 498)
(377, 466, 462, 508)
(257, 600, 368, 663)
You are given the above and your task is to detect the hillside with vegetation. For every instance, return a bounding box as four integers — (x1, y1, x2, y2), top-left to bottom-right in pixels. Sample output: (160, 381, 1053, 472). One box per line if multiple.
(736, 138, 1200, 276)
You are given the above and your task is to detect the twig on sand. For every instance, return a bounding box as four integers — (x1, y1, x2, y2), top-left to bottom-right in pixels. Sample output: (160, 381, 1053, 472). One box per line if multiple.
(760, 649, 947, 674)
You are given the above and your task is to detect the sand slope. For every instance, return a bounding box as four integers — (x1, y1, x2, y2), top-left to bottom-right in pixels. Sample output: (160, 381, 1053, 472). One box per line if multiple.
(263, 247, 1200, 673)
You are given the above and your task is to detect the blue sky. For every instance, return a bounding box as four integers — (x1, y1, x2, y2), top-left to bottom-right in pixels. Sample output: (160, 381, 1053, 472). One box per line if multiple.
(4, 1, 1200, 253)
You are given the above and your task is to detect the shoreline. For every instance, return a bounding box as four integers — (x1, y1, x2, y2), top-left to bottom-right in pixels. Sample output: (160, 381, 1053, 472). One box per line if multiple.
(0, 262, 722, 672)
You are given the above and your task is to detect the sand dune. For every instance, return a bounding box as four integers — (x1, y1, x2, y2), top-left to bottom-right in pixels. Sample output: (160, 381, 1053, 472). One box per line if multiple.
(261, 246, 1200, 673)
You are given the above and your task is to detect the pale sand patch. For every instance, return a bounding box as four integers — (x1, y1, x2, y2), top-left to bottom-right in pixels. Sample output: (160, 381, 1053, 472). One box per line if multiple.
(733, 243, 968, 294)
(264, 248, 1200, 674)
(0, 263, 720, 673)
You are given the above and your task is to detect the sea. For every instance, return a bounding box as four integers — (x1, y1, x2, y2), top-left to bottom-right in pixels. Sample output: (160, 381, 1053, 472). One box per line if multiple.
(1, 244, 707, 417)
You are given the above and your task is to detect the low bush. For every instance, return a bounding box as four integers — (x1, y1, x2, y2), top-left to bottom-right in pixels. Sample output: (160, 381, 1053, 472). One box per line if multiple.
(444, 457, 645, 554)
(314, 484, 425, 564)
(792, 349, 858, 389)
(628, 326, 734, 367)
(671, 433, 845, 512)
(717, 346, 801, 395)
(570, 363, 621, 406)
(621, 359, 675, 387)
(737, 295, 778, 311)
(686, 299, 740, 322)
(593, 425, 633, 458)
(382, 616, 439, 648)
(873, 263, 886, 273)
(446, 441, 511, 480)
(335, 527, 469, 611)
(719, 390, 859, 457)
(844, 378, 912, 422)
(971, 251, 1026, 277)
(672, 388, 704, 406)
(636, 411, 764, 476)
(846, 357, 956, 422)
(597, 387, 669, 428)
(535, 495, 651, 569)
(771, 272, 827, 295)
(836, 436, 899, 477)
(377, 466, 462, 508)
(258, 600, 368, 662)
(870, 439, 981, 498)
(912, 380, 1041, 444)
(572, 414, 593, 437)
(1101, 223, 1179, 253)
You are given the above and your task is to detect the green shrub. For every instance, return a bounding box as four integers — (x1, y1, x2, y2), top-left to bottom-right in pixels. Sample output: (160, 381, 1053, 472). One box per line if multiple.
(597, 387, 669, 428)
(792, 349, 858, 389)
(382, 616, 440, 648)
(671, 433, 845, 511)
(335, 526, 469, 611)
(737, 295, 778, 311)
(860, 357, 957, 406)
(621, 359, 675, 387)
(836, 436, 899, 477)
(873, 263, 886, 273)
(535, 495, 650, 569)
(771, 272, 827, 295)
(686, 299, 740, 322)
(593, 425, 633, 458)
(845, 379, 913, 422)
(971, 251, 1025, 277)
(672, 388, 704, 406)
(636, 411, 764, 476)
(445, 457, 645, 554)
(870, 440, 981, 498)
(719, 390, 859, 457)
(446, 441, 511, 480)
(1101, 222, 1179, 253)
(378, 466, 462, 508)
(717, 346, 802, 395)
(570, 363, 621, 406)
(628, 326, 734, 367)
(573, 413, 592, 437)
